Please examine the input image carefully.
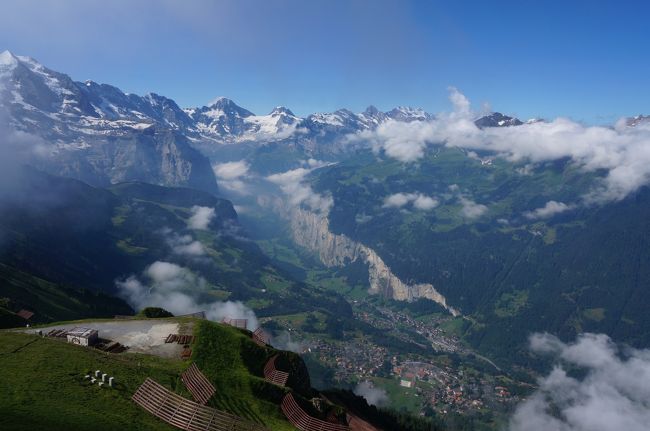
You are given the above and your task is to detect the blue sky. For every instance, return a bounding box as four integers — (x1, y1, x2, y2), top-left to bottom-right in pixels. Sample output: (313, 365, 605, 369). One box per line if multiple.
(1, 0, 648, 123)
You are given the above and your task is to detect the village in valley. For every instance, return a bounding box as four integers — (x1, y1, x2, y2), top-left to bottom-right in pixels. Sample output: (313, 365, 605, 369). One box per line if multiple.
(266, 299, 529, 420)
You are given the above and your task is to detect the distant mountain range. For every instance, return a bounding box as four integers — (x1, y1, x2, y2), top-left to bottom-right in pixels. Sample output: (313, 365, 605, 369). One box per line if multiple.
(0, 49, 554, 192)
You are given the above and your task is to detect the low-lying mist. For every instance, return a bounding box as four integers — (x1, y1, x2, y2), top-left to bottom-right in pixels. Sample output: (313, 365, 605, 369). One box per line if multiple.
(116, 260, 259, 330)
(509, 333, 650, 431)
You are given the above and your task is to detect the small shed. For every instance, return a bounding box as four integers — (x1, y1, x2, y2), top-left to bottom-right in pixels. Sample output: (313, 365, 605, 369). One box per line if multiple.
(66, 327, 99, 346)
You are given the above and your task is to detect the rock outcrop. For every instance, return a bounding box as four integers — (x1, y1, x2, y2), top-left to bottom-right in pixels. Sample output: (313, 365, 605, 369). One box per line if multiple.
(289, 207, 459, 316)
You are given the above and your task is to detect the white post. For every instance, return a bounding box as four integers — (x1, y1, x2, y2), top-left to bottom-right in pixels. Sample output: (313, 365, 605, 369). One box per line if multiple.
(109, 377, 114, 387)
(95, 370, 101, 378)
(101, 373, 107, 382)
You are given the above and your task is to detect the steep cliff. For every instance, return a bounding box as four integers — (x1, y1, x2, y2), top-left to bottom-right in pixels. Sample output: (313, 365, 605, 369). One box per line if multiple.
(289, 207, 459, 316)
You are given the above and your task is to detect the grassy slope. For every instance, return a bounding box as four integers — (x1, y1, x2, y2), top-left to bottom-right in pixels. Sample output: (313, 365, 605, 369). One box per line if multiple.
(192, 320, 296, 431)
(0, 319, 301, 431)
(0, 263, 132, 327)
(0, 331, 180, 431)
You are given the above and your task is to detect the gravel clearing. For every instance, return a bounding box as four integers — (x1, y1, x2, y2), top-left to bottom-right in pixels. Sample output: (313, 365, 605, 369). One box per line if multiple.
(27, 320, 192, 358)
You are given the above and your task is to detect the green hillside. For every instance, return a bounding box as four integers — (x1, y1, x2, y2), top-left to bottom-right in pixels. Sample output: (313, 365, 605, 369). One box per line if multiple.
(0, 319, 295, 430)
(0, 263, 132, 327)
(308, 147, 650, 365)
(0, 318, 437, 431)
(0, 169, 352, 329)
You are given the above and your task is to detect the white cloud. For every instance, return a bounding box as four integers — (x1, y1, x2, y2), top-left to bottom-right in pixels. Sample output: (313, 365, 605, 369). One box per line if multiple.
(188, 205, 215, 230)
(0, 107, 50, 197)
(448, 86, 471, 116)
(524, 200, 573, 220)
(509, 333, 650, 431)
(166, 233, 206, 256)
(212, 160, 250, 180)
(305, 158, 329, 169)
(459, 196, 488, 219)
(383, 192, 413, 208)
(205, 301, 259, 330)
(267, 167, 311, 186)
(266, 167, 333, 214)
(270, 330, 303, 353)
(359, 120, 433, 163)
(212, 160, 251, 194)
(354, 381, 389, 407)
(382, 192, 439, 211)
(116, 261, 258, 330)
(353, 88, 650, 203)
(219, 179, 250, 194)
(413, 194, 439, 210)
(355, 213, 373, 223)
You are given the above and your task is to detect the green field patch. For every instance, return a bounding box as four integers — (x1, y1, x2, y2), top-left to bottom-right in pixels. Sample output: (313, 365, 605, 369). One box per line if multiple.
(116, 239, 148, 255)
(582, 307, 606, 322)
(494, 290, 529, 318)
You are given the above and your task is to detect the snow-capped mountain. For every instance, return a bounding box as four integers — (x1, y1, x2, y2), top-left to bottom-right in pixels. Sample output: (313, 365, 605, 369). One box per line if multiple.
(626, 115, 650, 127)
(1, 50, 440, 186)
(187, 98, 301, 142)
(0, 50, 216, 192)
(474, 112, 523, 128)
(387, 106, 432, 122)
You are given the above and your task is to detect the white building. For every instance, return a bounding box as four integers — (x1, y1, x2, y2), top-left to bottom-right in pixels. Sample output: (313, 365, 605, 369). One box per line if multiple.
(66, 327, 99, 346)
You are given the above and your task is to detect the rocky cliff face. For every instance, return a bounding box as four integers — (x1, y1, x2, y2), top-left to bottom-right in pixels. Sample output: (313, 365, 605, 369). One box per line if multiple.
(0, 51, 218, 193)
(289, 206, 459, 316)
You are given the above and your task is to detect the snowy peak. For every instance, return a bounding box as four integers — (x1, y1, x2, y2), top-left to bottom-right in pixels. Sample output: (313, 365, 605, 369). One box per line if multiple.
(269, 106, 296, 117)
(474, 112, 523, 128)
(364, 105, 381, 116)
(359, 105, 388, 125)
(204, 97, 254, 117)
(189, 97, 258, 139)
(0, 50, 19, 69)
(387, 106, 431, 122)
(626, 115, 650, 127)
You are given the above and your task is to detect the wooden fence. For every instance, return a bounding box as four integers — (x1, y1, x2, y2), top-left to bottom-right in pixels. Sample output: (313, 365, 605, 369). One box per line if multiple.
(181, 364, 216, 405)
(281, 393, 350, 431)
(132, 378, 268, 431)
(263, 355, 289, 387)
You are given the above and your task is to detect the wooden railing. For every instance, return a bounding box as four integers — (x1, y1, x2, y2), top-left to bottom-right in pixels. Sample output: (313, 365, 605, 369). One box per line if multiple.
(263, 355, 289, 387)
(252, 328, 270, 347)
(181, 363, 216, 405)
(281, 393, 350, 431)
(132, 378, 268, 431)
(165, 334, 196, 344)
(221, 318, 248, 329)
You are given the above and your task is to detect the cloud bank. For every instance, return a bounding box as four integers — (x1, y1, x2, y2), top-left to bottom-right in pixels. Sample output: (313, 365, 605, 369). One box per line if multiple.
(0, 107, 49, 197)
(459, 196, 488, 219)
(524, 200, 573, 220)
(509, 333, 650, 431)
(188, 205, 216, 230)
(354, 381, 389, 407)
(166, 231, 206, 256)
(270, 330, 303, 353)
(355, 88, 650, 203)
(116, 261, 258, 329)
(383, 192, 439, 211)
(212, 160, 251, 194)
(213, 160, 250, 180)
(266, 167, 333, 214)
